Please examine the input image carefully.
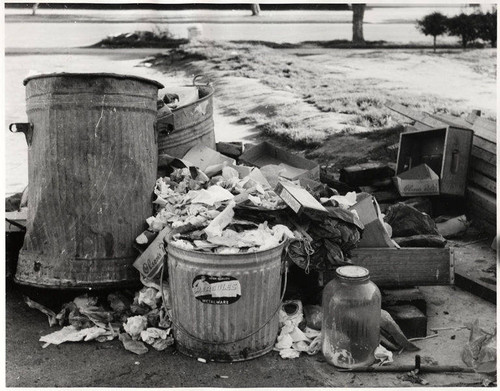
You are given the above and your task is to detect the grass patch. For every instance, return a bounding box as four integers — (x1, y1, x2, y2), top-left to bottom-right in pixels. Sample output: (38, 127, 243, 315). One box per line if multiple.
(150, 41, 495, 164)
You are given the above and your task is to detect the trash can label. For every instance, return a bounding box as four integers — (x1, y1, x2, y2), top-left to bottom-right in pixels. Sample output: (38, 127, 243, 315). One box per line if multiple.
(192, 275, 241, 305)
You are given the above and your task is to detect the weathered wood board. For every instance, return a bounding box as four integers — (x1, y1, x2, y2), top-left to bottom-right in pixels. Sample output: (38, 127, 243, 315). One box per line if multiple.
(349, 247, 454, 287)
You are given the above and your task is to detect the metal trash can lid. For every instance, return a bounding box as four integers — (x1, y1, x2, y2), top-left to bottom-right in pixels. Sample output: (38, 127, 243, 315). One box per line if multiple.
(23, 72, 165, 89)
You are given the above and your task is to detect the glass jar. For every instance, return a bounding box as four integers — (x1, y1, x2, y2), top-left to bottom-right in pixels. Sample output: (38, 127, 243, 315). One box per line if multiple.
(321, 265, 381, 368)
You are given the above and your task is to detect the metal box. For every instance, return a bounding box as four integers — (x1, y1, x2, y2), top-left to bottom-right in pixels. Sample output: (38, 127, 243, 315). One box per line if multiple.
(396, 126, 474, 196)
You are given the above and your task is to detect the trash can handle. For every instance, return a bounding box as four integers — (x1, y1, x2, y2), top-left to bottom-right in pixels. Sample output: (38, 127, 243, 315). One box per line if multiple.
(193, 74, 210, 86)
(9, 122, 34, 146)
(161, 242, 290, 346)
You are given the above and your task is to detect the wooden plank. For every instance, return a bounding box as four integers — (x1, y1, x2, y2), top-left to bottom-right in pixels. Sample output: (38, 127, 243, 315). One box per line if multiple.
(473, 135, 496, 155)
(350, 247, 453, 287)
(467, 208, 496, 227)
(472, 117, 496, 144)
(455, 273, 496, 304)
(472, 145, 496, 165)
(468, 215, 497, 235)
(468, 170, 496, 194)
(455, 257, 496, 304)
(470, 156, 496, 179)
(466, 186, 496, 215)
(428, 113, 473, 129)
(386, 103, 447, 128)
(440, 127, 473, 196)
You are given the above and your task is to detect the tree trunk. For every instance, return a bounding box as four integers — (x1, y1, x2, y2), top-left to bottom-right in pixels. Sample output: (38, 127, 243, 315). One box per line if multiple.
(32, 3, 39, 16)
(352, 4, 366, 43)
(462, 35, 467, 49)
(251, 4, 260, 16)
(433, 35, 436, 52)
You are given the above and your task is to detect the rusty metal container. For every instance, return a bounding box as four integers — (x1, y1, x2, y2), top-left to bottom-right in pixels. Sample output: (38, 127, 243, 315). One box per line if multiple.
(157, 75, 215, 158)
(167, 240, 284, 362)
(11, 72, 164, 289)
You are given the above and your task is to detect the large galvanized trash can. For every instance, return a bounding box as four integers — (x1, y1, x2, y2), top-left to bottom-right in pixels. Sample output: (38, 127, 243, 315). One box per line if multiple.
(157, 75, 215, 158)
(167, 241, 285, 362)
(12, 73, 164, 289)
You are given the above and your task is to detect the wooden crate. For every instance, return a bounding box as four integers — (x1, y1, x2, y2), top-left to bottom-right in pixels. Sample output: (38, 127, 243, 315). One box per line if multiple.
(320, 247, 454, 288)
(396, 126, 474, 196)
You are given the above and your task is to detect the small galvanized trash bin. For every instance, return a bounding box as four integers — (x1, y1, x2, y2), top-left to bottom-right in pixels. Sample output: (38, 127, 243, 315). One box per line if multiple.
(157, 75, 215, 158)
(11, 72, 164, 289)
(167, 240, 285, 362)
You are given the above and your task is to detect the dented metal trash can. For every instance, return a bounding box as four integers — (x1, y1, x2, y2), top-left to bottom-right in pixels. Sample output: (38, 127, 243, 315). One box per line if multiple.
(12, 72, 164, 288)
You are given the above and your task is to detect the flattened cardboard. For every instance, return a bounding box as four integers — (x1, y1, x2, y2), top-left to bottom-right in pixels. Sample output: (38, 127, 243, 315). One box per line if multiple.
(395, 164, 440, 197)
(239, 141, 320, 181)
(183, 145, 235, 172)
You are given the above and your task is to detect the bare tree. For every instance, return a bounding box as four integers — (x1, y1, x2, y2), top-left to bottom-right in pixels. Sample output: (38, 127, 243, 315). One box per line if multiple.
(251, 4, 261, 16)
(352, 4, 366, 43)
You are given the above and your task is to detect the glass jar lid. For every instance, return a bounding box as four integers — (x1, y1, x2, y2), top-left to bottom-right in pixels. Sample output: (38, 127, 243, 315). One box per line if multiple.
(336, 265, 370, 280)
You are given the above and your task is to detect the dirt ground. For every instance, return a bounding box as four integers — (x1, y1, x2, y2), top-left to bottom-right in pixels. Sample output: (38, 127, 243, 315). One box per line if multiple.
(6, 241, 495, 388)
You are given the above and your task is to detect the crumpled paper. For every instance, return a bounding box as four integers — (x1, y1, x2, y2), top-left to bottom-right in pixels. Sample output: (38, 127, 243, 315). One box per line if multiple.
(138, 287, 160, 309)
(39, 325, 113, 348)
(123, 316, 148, 340)
(140, 327, 174, 351)
(204, 200, 236, 237)
(24, 296, 58, 327)
(462, 320, 496, 377)
(374, 344, 394, 365)
(274, 300, 321, 359)
(327, 191, 357, 209)
(119, 333, 149, 355)
(190, 185, 234, 206)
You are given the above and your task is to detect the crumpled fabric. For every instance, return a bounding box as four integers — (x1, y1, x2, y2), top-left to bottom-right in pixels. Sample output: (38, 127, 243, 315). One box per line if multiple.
(384, 203, 440, 237)
(286, 207, 363, 271)
(274, 300, 322, 359)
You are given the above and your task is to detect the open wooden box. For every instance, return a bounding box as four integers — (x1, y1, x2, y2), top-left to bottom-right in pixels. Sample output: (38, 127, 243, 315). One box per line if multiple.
(396, 126, 473, 196)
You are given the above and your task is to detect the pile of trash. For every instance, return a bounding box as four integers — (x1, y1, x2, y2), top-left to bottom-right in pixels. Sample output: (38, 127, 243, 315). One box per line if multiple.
(141, 161, 293, 254)
(27, 284, 173, 355)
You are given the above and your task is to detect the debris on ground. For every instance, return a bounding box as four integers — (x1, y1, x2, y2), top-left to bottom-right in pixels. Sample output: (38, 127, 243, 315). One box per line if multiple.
(17, 97, 492, 372)
(24, 296, 57, 327)
(274, 300, 321, 359)
(462, 320, 497, 382)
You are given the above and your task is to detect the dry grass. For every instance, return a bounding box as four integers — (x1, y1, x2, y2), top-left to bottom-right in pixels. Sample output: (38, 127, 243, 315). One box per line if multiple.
(151, 41, 495, 164)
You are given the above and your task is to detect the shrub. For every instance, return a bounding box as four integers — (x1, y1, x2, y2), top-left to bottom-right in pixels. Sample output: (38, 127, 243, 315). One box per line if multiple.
(476, 10, 497, 47)
(446, 13, 480, 49)
(416, 12, 448, 52)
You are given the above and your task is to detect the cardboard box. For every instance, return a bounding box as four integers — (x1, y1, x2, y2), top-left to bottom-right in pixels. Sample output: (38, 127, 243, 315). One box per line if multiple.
(394, 164, 440, 197)
(239, 141, 320, 181)
(133, 226, 171, 279)
(349, 192, 397, 248)
(183, 145, 235, 175)
(396, 126, 473, 196)
(275, 181, 327, 215)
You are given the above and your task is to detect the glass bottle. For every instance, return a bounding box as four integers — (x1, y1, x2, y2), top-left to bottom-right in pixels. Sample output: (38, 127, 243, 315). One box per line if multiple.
(321, 265, 381, 368)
